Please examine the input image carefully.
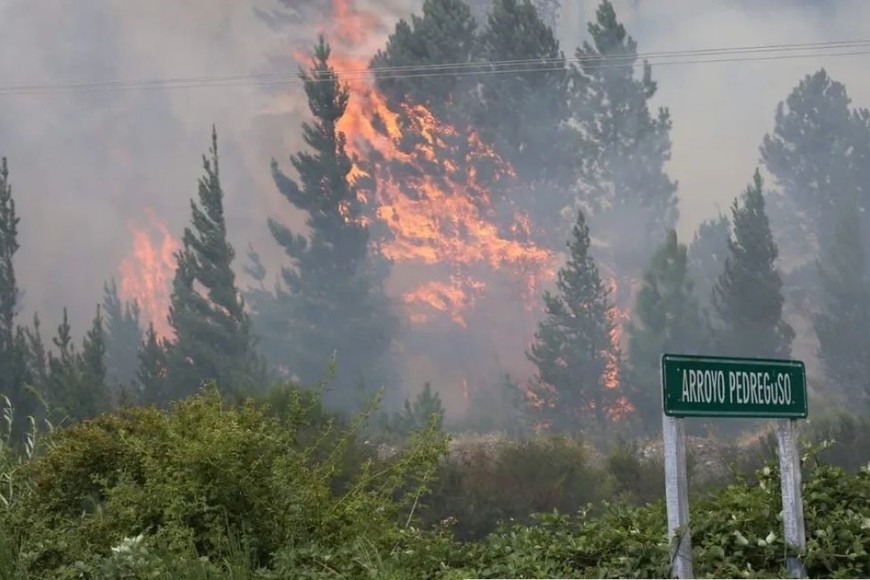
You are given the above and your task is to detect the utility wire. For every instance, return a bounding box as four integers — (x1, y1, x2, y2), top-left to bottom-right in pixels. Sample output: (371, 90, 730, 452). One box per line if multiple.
(0, 39, 868, 96)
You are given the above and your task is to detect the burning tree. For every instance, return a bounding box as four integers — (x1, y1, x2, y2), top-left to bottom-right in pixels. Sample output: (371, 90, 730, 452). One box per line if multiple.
(257, 36, 400, 408)
(118, 209, 178, 340)
(370, 0, 479, 116)
(526, 209, 621, 431)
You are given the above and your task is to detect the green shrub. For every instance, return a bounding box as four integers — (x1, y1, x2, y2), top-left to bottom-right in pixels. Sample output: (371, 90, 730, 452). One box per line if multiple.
(4, 383, 447, 578)
(454, 462, 869, 579)
(802, 411, 870, 472)
(423, 435, 611, 540)
(1, 383, 868, 578)
(604, 438, 665, 505)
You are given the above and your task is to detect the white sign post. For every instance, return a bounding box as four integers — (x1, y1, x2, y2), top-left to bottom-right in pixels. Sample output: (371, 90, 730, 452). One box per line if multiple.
(663, 413, 693, 579)
(776, 419, 807, 578)
(661, 354, 809, 579)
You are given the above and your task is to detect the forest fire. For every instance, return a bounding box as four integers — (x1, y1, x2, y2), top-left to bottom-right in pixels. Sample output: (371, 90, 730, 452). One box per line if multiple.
(307, 0, 555, 328)
(110, 0, 633, 422)
(118, 208, 178, 340)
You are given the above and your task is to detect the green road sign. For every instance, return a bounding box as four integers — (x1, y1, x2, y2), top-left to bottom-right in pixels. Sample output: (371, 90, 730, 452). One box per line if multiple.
(662, 354, 807, 419)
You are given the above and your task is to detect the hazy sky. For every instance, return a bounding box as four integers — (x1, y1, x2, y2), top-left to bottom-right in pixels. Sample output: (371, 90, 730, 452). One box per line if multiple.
(565, 0, 870, 241)
(1, 0, 868, 339)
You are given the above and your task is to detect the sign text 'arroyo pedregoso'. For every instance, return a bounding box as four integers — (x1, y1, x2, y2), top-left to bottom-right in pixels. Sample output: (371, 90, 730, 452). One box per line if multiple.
(661, 354, 807, 419)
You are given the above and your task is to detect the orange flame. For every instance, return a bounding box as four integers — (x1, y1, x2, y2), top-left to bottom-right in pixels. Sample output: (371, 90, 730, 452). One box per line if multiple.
(294, 0, 555, 328)
(604, 275, 636, 420)
(118, 208, 179, 340)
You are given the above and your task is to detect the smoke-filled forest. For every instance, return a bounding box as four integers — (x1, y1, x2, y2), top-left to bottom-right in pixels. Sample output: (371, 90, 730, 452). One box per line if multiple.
(0, 0, 868, 577)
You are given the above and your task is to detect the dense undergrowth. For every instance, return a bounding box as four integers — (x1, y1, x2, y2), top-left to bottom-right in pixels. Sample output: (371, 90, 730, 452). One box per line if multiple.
(0, 385, 868, 579)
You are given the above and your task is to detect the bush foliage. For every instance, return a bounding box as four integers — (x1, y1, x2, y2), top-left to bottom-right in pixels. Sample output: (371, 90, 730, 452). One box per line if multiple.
(0, 386, 867, 579)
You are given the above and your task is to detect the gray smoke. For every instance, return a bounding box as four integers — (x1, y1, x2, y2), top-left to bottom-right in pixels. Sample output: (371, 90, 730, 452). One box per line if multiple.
(0, 0, 868, 398)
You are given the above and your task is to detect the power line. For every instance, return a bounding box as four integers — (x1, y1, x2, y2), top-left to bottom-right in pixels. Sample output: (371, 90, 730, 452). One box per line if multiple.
(0, 39, 868, 96)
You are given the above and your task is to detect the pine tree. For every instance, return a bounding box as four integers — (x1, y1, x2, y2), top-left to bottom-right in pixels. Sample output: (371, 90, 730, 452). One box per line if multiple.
(760, 69, 865, 264)
(527, 209, 617, 431)
(0, 158, 29, 418)
(78, 306, 108, 408)
(531, 0, 561, 31)
(712, 170, 795, 360)
(383, 382, 446, 436)
(102, 278, 142, 391)
(569, 0, 678, 275)
(0, 158, 19, 362)
(243, 245, 290, 375)
(476, 0, 570, 187)
(136, 323, 170, 405)
(44, 308, 106, 422)
(22, 313, 47, 390)
(814, 194, 870, 404)
(688, 214, 730, 312)
(371, 0, 478, 115)
(166, 127, 260, 398)
(0, 158, 40, 437)
(626, 230, 704, 434)
(260, 36, 399, 409)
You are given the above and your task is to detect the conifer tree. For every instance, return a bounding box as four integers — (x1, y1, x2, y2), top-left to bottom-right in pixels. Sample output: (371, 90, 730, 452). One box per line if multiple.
(0, 158, 19, 362)
(760, 69, 864, 263)
(44, 308, 107, 422)
(626, 230, 704, 434)
(531, 0, 561, 30)
(712, 170, 794, 360)
(261, 36, 399, 409)
(166, 128, 260, 398)
(0, 158, 37, 431)
(80, 306, 107, 391)
(0, 159, 43, 434)
(22, 313, 47, 392)
(102, 278, 142, 390)
(476, 0, 570, 187)
(527, 209, 617, 431)
(243, 246, 290, 375)
(569, 0, 678, 275)
(371, 0, 478, 115)
(814, 195, 870, 404)
(137, 323, 170, 405)
(688, 214, 730, 313)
